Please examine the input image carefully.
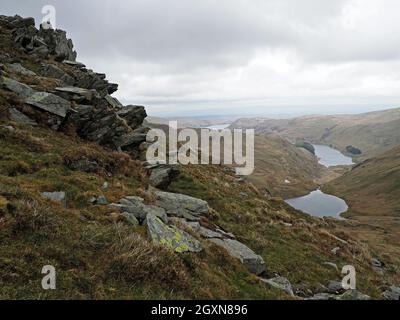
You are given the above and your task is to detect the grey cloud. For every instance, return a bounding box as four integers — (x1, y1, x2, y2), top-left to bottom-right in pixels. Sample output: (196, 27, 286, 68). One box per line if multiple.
(2, 0, 400, 116)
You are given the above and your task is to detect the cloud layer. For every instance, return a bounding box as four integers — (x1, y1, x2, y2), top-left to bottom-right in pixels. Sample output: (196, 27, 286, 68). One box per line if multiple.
(2, 0, 400, 116)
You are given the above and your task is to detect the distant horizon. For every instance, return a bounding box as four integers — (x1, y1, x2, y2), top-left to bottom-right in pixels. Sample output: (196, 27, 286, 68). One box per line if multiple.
(146, 104, 400, 121)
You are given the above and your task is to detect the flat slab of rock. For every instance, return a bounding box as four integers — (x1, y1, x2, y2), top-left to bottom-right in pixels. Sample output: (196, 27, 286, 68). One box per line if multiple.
(63, 60, 86, 68)
(25, 92, 70, 117)
(210, 238, 266, 275)
(146, 214, 202, 253)
(155, 191, 209, 221)
(1, 76, 34, 98)
(55, 86, 96, 102)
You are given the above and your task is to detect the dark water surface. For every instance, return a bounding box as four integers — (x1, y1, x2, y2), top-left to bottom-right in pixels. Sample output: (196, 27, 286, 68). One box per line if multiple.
(313, 144, 354, 167)
(285, 189, 348, 218)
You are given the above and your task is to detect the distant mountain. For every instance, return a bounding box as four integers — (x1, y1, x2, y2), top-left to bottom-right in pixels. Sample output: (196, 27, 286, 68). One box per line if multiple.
(230, 108, 400, 161)
(145, 116, 235, 128)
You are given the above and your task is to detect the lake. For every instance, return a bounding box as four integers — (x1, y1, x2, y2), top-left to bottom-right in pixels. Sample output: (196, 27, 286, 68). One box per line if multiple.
(313, 144, 354, 167)
(285, 189, 348, 219)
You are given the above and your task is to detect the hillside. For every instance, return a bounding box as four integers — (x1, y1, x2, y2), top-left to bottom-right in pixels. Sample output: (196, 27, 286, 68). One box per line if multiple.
(324, 146, 400, 270)
(230, 108, 400, 161)
(250, 134, 324, 198)
(0, 14, 398, 300)
(146, 116, 325, 199)
(325, 145, 400, 217)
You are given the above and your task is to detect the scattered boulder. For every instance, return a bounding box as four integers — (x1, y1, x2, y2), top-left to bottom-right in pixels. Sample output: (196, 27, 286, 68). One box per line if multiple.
(41, 191, 66, 207)
(209, 238, 265, 275)
(261, 276, 294, 296)
(383, 286, 400, 300)
(155, 191, 209, 221)
(148, 164, 180, 189)
(146, 214, 202, 253)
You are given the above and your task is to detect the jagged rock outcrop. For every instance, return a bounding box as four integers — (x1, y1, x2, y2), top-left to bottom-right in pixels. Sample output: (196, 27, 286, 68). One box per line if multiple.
(0, 14, 150, 163)
(1, 15, 76, 61)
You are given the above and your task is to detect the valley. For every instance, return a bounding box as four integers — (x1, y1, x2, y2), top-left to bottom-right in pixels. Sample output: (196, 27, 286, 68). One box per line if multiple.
(0, 13, 399, 301)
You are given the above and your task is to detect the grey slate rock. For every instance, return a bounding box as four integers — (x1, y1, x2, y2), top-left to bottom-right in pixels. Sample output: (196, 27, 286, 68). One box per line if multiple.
(9, 108, 37, 126)
(1, 76, 34, 98)
(54, 86, 97, 103)
(6, 63, 36, 76)
(39, 63, 75, 85)
(116, 105, 147, 129)
(105, 94, 123, 109)
(155, 191, 209, 221)
(121, 212, 140, 227)
(261, 276, 294, 296)
(198, 227, 225, 239)
(41, 191, 66, 207)
(146, 214, 202, 253)
(209, 238, 266, 275)
(25, 92, 70, 117)
(149, 165, 180, 189)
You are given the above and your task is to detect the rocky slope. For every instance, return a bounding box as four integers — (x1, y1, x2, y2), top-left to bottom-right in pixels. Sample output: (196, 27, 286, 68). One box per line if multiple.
(230, 108, 400, 162)
(0, 15, 398, 300)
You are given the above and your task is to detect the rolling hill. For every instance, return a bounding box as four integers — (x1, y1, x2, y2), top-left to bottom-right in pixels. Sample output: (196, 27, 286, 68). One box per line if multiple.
(230, 108, 400, 162)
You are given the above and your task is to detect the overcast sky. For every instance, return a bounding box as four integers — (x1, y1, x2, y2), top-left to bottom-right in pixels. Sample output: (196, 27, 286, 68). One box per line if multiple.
(2, 0, 400, 117)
